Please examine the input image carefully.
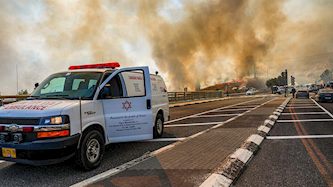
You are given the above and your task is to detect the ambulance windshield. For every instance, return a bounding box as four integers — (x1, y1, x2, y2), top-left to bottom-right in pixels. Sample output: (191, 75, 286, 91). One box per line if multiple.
(31, 72, 102, 100)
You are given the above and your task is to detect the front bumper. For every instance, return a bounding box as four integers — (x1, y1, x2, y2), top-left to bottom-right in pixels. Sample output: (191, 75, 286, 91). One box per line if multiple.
(0, 134, 80, 166)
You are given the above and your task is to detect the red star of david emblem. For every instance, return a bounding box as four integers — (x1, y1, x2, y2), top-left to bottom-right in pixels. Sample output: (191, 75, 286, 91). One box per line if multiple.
(122, 100, 132, 111)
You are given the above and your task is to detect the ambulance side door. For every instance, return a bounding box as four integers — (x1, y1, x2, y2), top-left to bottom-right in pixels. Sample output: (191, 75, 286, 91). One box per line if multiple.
(97, 67, 153, 143)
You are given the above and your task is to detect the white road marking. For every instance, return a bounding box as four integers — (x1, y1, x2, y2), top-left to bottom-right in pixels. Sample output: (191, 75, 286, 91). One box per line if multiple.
(71, 97, 276, 187)
(287, 105, 317, 107)
(231, 105, 259, 108)
(0, 161, 5, 164)
(267, 135, 333, 140)
(194, 114, 240, 118)
(281, 112, 327, 115)
(200, 97, 289, 187)
(289, 102, 313, 104)
(217, 108, 253, 112)
(285, 106, 319, 109)
(277, 119, 333, 123)
(165, 122, 219, 128)
(165, 97, 265, 124)
(70, 153, 153, 187)
(144, 137, 186, 142)
(311, 98, 333, 119)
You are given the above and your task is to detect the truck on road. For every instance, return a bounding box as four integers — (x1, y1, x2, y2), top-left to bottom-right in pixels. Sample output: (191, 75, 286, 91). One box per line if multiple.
(0, 62, 169, 170)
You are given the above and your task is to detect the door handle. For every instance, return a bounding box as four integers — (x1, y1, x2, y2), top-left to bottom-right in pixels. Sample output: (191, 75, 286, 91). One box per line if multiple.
(146, 99, 151, 109)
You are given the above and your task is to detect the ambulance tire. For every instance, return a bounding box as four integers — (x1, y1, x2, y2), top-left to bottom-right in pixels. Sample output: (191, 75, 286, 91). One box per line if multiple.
(153, 113, 164, 138)
(76, 130, 105, 171)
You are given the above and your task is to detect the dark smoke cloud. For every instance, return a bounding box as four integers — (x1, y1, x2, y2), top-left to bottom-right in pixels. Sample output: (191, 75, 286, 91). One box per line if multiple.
(1, 0, 333, 94)
(138, 0, 286, 90)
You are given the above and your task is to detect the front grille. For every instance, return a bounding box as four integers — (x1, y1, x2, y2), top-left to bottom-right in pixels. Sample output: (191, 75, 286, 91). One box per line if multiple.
(0, 118, 40, 125)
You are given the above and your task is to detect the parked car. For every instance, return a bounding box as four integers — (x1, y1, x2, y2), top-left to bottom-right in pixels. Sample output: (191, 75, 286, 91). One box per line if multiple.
(296, 89, 310, 99)
(272, 86, 278, 94)
(276, 86, 285, 94)
(246, 88, 256, 95)
(327, 81, 333, 89)
(315, 88, 333, 102)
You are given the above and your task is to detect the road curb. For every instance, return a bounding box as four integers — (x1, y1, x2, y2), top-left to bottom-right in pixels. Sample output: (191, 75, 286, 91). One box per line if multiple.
(200, 97, 291, 187)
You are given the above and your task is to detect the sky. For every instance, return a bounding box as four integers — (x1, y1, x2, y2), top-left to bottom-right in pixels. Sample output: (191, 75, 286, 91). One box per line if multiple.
(0, 0, 332, 94)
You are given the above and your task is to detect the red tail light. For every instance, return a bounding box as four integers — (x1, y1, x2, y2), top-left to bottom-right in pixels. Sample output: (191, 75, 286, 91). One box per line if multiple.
(0, 126, 4, 132)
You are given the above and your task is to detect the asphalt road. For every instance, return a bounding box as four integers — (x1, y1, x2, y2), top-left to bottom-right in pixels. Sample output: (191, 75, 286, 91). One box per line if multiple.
(236, 98, 333, 187)
(0, 96, 272, 187)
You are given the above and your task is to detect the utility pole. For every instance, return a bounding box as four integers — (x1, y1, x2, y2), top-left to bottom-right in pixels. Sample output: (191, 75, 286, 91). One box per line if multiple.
(16, 64, 19, 94)
(284, 69, 288, 97)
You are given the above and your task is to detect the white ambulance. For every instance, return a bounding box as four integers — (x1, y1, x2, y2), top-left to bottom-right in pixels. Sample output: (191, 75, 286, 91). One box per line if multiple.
(0, 62, 169, 170)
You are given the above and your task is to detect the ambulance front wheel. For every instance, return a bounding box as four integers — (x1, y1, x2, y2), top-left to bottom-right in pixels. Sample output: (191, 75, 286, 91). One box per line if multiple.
(76, 130, 105, 170)
(153, 113, 164, 138)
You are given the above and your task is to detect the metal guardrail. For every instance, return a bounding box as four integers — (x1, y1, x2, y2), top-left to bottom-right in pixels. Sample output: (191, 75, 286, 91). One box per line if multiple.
(168, 91, 224, 103)
(0, 91, 247, 105)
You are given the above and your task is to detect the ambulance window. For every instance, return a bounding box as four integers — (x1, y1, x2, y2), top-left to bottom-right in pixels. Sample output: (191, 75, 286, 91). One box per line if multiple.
(88, 80, 98, 89)
(72, 79, 85, 90)
(41, 77, 65, 94)
(100, 75, 123, 99)
(121, 71, 145, 97)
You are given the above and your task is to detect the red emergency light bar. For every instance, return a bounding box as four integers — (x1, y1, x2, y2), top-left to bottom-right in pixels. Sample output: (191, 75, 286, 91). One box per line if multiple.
(68, 62, 120, 70)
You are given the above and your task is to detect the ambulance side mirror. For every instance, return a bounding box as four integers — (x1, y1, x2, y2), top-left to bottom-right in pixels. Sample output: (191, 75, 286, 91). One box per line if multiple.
(34, 83, 39, 89)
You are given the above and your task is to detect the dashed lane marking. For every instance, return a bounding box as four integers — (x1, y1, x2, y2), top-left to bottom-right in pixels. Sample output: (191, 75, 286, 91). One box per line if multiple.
(285, 106, 319, 109)
(216, 108, 253, 112)
(267, 135, 333, 140)
(165, 122, 219, 128)
(144, 138, 186, 142)
(281, 112, 327, 115)
(165, 97, 266, 124)
(277, 119, 333, 123)
(193, 114, 240, 118)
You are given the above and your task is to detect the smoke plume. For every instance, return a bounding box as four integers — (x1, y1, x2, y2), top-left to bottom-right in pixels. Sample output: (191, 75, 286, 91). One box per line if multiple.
(138, 0, 286, 90)
(0, 0, 333, 94)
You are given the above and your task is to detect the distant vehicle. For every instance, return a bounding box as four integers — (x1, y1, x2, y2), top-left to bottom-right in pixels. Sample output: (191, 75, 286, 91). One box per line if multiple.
(296, 89, 310, 99)
(276, 86, 285, 94)
(308, 84, 319, 93)
(246, 88, 256, 95)
(315, 88, 333, 102)
(327, 81, 333, 88)
(272, 86, 278, 94)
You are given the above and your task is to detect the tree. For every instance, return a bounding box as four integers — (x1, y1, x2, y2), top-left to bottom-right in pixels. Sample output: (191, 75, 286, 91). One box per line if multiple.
(266, 76, 285, 88)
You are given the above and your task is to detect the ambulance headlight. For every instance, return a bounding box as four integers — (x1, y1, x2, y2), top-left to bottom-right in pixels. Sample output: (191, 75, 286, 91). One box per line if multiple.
(41, 115, 70, 125)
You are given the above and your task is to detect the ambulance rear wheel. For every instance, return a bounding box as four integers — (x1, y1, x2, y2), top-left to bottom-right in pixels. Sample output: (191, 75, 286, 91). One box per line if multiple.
(76, 130, 105, 170)
(153, 113, 164, 138)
